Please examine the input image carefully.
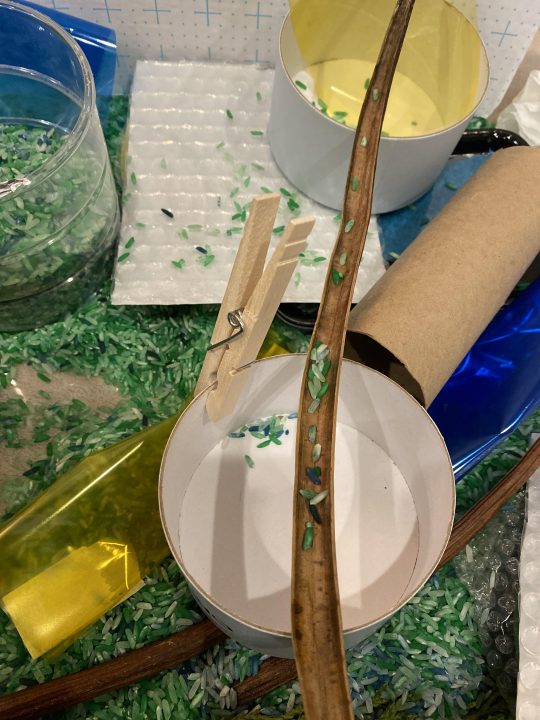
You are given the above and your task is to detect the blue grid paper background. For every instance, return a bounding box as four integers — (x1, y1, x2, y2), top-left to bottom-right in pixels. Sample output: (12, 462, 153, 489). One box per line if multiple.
(32, 0, 540, 115)
(35, 0, 288, 92)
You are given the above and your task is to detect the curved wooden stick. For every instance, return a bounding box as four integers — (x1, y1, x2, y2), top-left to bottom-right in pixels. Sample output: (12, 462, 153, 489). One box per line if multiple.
(0, 439, 538, 719)
(290, 2, 416, 718)
(0, 621, 225, 720)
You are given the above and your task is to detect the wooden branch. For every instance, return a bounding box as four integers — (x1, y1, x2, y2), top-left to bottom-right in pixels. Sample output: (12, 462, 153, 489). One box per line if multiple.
(290, 2, 416, 718)
(0, 620, 225, 720)
(438, 437, 540, 568)
(235, 657, 298, 705)
(1, 439, 537, 718)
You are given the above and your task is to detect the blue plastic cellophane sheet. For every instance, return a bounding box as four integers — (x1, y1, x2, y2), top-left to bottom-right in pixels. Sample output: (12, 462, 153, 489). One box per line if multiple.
(429, 279, 540, 480)
(16, 0, 116, 104)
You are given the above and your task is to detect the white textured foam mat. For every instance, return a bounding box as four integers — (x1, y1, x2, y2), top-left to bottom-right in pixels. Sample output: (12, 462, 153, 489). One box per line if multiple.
(112, 60, 384, 306)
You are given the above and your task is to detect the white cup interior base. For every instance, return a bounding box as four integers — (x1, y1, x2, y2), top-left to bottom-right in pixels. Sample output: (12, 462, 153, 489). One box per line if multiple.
(180, 418, 419, 633)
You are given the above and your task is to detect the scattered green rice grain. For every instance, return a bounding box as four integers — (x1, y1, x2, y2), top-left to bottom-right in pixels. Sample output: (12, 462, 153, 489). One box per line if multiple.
(287, 197, 299, 212)
(196, 246, 215, 267)
(302, 522, 314, 550)
(308, 398, 320, 413)
(332, 268, 344, 286)
(310, 490, 328, 506)
(317, 382, 329, 399)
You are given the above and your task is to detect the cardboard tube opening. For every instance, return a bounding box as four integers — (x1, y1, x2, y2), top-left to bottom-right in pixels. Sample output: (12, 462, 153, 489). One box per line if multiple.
(345, 334, 425, 406)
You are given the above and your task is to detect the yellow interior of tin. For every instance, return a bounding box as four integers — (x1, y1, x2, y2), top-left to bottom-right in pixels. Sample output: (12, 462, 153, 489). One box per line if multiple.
(287, 0, 486, 137)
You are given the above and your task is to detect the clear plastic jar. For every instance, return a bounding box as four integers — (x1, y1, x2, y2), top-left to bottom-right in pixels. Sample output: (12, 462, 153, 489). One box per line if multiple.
(0, 1, 119, 331)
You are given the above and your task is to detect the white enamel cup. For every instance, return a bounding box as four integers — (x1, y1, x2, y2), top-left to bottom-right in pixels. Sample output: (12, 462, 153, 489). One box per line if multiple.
(159, 355, 455, 658)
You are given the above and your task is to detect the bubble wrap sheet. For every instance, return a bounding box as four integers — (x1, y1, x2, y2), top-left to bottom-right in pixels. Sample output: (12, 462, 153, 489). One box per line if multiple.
(112, 60, 384, 306)
(518, 453, 540, 720)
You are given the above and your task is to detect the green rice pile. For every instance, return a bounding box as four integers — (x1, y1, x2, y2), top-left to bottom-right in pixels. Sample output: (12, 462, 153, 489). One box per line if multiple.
(0, 118, 119, 331)
(0, 97, 535, 718)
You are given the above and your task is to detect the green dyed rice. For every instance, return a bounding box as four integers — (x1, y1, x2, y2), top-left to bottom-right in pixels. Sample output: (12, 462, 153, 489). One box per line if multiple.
(332, 268, 344, 286)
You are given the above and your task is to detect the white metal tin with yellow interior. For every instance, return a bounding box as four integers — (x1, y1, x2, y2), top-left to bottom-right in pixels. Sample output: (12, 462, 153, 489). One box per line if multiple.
(268, 0, 489, 213)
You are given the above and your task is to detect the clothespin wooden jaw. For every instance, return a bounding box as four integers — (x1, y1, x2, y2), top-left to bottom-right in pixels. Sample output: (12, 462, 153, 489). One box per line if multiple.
(195, 193, 315, 421)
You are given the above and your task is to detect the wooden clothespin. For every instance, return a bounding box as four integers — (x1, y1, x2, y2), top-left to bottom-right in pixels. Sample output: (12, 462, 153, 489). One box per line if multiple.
(195, 193, 315, 421)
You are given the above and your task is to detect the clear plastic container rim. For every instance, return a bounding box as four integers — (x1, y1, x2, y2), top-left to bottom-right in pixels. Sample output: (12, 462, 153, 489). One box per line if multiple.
(0, 0, 96, 190)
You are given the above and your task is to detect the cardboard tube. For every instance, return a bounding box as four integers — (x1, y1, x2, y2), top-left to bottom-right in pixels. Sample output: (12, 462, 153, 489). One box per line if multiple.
(346, 147, 540, 407)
